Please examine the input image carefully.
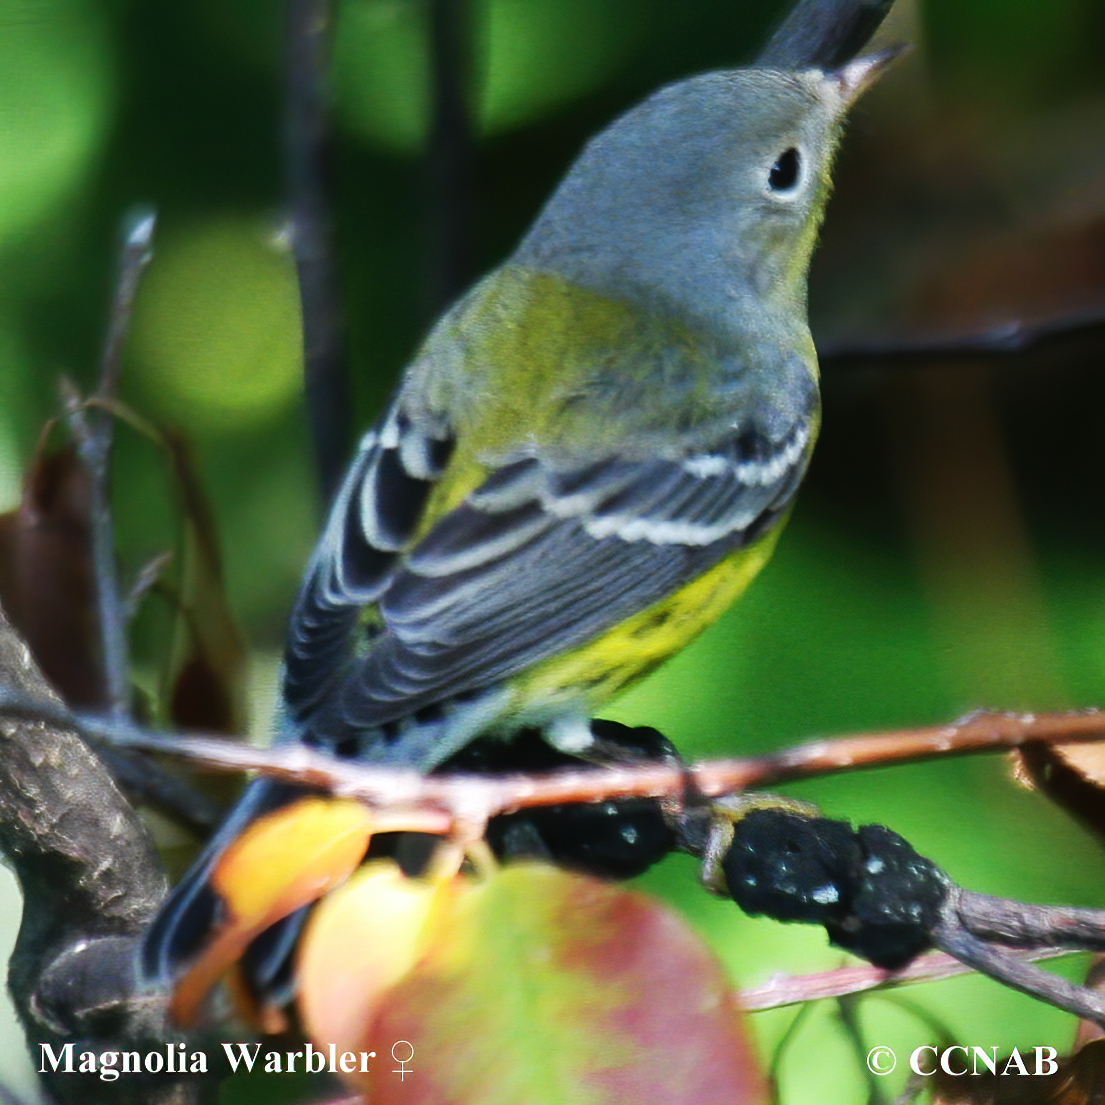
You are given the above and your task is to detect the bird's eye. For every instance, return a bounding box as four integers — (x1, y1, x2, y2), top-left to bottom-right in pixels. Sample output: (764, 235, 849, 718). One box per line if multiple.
(768, 147, 801, 193)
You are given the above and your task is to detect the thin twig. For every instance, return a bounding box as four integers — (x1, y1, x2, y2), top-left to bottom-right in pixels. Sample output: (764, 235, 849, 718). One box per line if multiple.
(819, 308, 1105, 364)
(97, 210, 155, 401)
(738, 946, 1074, 1012)
(932, 922, 1105, 1025)
(953, 888, 1105, 950)
(65, 209, 155, 722)
(284, 0, 351, 504)
(56, 212, 218, 830)
(836, 991, 891, 1105)
(729, 708, 1105, 791)
(3, 694, 1103, 820)
(0, 688, 224, 833)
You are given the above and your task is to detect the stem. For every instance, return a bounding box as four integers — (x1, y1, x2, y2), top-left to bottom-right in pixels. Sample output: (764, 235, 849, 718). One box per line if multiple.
(425, 0, 475, 315)
(67, 209, 155, 721)
(284, 0, 351, 504)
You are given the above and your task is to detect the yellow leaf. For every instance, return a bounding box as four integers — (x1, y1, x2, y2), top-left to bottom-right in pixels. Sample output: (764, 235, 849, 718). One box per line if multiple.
(297, 860, 457, 1086)
(170, 797, 375, 1026)
(213, 797, 376, 920)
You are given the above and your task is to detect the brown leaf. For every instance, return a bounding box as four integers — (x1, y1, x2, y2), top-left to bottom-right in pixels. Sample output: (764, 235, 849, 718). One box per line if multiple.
(0, 443, 105, 708)
(160, 430, 248, 734)
(1018, 741, 1105, 843)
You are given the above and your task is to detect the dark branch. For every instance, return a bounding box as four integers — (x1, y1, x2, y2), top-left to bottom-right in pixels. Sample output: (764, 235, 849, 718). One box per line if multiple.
(425, 0, 476, 315)
(819, 308, 1105, 365)
(0, 606, 204, 1104)
(284, 0, 351, 504)
(933, 918, 1105, 1026)
(55, 213, 216, 832)
(953, 889, 1105, 952)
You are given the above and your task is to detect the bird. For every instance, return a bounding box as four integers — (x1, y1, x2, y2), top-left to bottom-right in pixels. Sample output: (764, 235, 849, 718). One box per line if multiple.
(142, 51, 892, 1000)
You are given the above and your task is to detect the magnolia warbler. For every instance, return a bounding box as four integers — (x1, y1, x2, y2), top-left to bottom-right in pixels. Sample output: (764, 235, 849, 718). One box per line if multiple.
(143, 54, 891, 991)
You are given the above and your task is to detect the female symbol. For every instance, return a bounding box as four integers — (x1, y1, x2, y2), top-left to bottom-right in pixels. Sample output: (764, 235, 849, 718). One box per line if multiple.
(391, 1040, 415, 1080)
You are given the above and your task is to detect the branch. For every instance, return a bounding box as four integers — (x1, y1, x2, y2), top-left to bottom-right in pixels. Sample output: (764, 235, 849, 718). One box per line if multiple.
(929, 888, 1105, 1025)
(818, 308, 1105, 364)
(738, 945, 1075, 1011)
(284, 0, 351, 504)
(28, 703, 1105, 820)
(0, 606, 206, 1104)
(425, 0, 475, 315)
(7, 691, 1105, 1026)
(64, 209, 155, 721)
(55, 213, 218, 830)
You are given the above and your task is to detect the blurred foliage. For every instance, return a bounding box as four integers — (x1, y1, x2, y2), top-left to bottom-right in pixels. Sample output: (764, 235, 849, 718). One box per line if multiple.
(298, 861, 765, 1104)
(2, 0, 1105, 1102)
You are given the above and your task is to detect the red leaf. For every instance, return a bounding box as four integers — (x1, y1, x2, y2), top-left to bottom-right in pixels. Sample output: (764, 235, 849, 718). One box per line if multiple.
(361, 864, 765, 1105)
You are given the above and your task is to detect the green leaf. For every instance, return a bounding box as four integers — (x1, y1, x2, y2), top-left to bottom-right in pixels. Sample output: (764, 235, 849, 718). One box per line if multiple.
(370, 863, 765, 1105)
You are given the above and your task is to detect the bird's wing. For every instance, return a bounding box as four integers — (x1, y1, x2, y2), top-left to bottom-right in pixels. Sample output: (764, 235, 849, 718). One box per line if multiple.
(303, 414, 813, 737)
(281, 407, 454, 717)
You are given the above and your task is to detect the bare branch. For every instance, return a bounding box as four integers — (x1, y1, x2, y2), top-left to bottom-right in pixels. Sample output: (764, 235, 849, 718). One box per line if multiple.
(284, 0, 351, 504)
(953, 889, 1105, 951)
(64, 209, 155, 721)
(0, 606, 206, 1103)
(726, 708, 1105, 791)
(58, 705, 1105, 818)
(932, 919, 1105, 1026)
(11, 683, 1105, 1027)
(738, 946, 1074, 1012)
(425, 0, 476, 314)
(819, 309, 1105, 364)
(96, 210, 156, 402)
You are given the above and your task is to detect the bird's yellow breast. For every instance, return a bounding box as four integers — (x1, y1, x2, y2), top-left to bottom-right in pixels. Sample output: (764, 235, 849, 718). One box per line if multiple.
(506, 523, 785, 721)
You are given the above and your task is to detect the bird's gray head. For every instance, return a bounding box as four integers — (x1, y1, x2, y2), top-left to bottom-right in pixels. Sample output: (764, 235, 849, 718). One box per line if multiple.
(515, 55, 890, 340)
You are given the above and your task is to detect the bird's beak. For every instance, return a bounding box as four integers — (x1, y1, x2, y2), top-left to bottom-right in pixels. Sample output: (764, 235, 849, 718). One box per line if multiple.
(831, 44, 909, 105)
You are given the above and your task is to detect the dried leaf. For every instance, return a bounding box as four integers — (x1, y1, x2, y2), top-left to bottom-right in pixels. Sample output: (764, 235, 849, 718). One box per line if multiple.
(0, 443, 104, 707)
(161, 430, 248, 734)
(1019, 741, 1105, 843)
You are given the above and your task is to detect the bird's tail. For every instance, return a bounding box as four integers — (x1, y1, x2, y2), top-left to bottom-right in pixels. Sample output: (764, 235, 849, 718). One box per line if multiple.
(139, 777, 309, 1002)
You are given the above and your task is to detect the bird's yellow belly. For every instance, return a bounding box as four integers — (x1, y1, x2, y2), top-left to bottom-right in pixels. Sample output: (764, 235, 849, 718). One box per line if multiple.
(509, 526, 784, 719)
